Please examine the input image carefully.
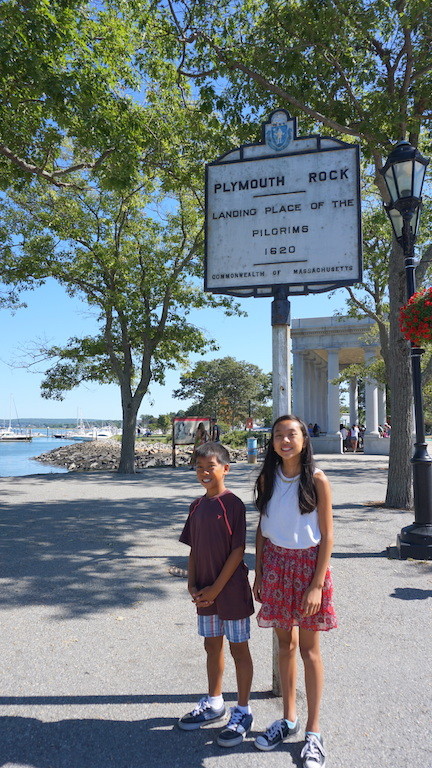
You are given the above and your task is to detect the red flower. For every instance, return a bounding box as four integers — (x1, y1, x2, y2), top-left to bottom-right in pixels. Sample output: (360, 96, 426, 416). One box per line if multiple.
(400, 287, 432, 346)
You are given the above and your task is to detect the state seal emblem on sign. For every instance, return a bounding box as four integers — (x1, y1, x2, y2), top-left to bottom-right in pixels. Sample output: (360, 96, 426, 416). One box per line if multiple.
(265, 111, 293, 151)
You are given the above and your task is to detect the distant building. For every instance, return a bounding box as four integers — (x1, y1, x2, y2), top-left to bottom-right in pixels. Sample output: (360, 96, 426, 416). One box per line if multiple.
(291, 316, 388, 455)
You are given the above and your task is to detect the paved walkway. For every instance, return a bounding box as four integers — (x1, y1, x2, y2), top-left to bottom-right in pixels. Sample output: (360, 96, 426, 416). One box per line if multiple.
(0, 455, 431, 768)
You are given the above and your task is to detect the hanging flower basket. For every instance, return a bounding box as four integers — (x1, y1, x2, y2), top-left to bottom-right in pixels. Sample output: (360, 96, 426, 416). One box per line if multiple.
(399, 286, 432, 346)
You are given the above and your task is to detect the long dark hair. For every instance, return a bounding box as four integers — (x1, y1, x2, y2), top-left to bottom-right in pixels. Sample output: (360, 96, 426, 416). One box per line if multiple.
(254, 414, 317, 515)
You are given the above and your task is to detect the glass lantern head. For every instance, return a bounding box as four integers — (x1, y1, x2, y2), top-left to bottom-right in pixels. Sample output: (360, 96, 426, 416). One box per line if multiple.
(380, 140, 429, 204)
(384, 201, 422, 243)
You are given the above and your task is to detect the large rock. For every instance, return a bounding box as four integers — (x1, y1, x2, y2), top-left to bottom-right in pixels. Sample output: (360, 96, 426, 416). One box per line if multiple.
(33, 439, 249, 472)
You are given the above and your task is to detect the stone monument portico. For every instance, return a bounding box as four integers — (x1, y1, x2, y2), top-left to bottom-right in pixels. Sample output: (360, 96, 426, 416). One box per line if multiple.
(291, 316, 389, 455)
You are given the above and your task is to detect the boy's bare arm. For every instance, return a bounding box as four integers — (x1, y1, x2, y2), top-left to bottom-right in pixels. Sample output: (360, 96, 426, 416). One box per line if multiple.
(187, 551, 197, 598)
(193, 545, 245, 607)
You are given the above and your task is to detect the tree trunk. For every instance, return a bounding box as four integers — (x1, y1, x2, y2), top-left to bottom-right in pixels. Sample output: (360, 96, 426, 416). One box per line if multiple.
(118, 392, 139, 474)
(385, 240, 413, 509)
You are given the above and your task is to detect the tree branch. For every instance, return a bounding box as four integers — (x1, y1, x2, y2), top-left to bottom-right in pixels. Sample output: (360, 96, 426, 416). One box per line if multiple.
(411, 62, 432, 83)
(0, 144, 115, 186)
(322, 50, 369, 124)
(187, 31, 385, 144)
(50, 148, 116, 176)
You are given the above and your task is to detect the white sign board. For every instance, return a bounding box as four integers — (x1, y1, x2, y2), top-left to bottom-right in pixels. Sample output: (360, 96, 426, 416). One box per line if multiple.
(173, 417, 211, 445)
(205, 117, 362, 297)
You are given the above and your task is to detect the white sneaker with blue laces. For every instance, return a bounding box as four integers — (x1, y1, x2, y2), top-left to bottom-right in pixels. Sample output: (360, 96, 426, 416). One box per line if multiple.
(301, 733, 326, 768)
(254, 718, 300, 751)
(178, 697, 226, 730)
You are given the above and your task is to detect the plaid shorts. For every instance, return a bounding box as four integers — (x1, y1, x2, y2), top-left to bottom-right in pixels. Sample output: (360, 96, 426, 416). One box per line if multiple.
(197, 614, 250, 643)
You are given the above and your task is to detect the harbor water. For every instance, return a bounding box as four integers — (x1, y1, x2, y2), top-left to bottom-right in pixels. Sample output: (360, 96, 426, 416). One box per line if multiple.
(0, 436, 73, 477)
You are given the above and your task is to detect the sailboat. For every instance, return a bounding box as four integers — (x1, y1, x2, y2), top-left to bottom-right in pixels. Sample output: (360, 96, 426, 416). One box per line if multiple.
(68, 411, 94, 441)
(0, 397, 32, 441)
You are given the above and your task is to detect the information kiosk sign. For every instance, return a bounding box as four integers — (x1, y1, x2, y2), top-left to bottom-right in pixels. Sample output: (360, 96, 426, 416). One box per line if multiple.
(205, 110, 362, 297)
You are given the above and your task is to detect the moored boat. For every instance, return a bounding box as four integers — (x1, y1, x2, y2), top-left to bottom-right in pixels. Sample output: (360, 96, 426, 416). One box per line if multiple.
(0, 430, 32, 442)
(0, 397, 33, 441)
(68, 431, 94, 441)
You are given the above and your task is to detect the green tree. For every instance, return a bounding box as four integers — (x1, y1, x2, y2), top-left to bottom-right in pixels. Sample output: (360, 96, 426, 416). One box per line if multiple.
(1, 170, 240, 472)
(139, 414, 155, 427)
(162, 0, 432, 508)
(335, 190, 432, 429)
(0, 0, 152, 190)
(338, 188, 432, 376)
(157, 414, 172, 433)
(173, 356, 271, 428)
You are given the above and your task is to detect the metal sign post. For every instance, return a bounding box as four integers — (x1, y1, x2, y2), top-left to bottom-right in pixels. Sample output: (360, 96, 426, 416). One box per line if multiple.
(270, 284, 291, 696)
(272, 285, 291, 419)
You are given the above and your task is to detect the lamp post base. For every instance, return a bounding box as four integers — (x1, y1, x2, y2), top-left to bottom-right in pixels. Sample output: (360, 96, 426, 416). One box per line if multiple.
(396, 523, 432, 560)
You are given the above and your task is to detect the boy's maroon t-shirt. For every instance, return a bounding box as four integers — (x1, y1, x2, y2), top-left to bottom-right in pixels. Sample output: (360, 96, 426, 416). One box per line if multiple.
(179, 489, 254, 621)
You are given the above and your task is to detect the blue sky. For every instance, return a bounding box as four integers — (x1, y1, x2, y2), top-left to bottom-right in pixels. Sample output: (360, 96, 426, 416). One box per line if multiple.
(0, 278, 347, 423)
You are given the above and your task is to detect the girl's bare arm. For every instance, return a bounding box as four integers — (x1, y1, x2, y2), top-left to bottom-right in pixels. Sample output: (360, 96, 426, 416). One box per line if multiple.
(301, 469, 334, 616)
(253, 521, 267, 602)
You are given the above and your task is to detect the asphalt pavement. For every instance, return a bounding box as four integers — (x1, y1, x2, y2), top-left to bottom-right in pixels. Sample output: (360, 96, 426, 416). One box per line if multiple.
(0, 454, 430, 768)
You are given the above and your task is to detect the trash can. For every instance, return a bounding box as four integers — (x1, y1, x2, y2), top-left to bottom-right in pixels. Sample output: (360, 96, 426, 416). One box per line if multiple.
(247, 437, 258, 464)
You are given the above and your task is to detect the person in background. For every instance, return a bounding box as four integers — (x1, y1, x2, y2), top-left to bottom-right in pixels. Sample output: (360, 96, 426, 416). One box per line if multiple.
(211, 419, 221, 442)
(350, 424, 359, 453)
(339, 424, 349, 452)
(190, 421, 209, 466)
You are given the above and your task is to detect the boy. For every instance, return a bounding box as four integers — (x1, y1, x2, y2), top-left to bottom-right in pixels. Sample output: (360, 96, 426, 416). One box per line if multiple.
(178, 442, 254, 747)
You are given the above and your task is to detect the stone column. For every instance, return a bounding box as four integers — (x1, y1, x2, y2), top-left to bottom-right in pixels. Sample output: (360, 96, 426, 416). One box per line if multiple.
(349, 377, 358, 426)
(310, 357, 318, 425)
(292, 351, 305, 421)
(327, 349, 340, 433)
(313, 361, 323, 431)
(303, 356, 312, 425)
(378, 386, 386, 427)
(364, 349, 380, 435)
(319, 364, 328, 431)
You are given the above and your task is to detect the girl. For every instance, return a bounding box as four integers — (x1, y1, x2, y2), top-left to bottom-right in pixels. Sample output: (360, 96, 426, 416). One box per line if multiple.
(190, 422, 209, 467)
(253, 415, 337, 768)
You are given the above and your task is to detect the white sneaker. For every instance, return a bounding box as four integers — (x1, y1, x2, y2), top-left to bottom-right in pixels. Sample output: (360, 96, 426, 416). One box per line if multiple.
(301, 734, 326, 767)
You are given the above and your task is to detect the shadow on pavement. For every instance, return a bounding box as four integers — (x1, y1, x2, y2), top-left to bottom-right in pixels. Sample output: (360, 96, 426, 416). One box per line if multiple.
(332, 550, 388, 559)
(0, 691, 274, 706)
(0, 715, 304, 768)
(0, 464, 403, 619)
(390, 586, 432, 600)
(0, 494, 194, 618)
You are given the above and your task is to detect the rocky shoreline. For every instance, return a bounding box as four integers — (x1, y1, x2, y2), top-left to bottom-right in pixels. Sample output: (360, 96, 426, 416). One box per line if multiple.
(34, 439, 249, 472)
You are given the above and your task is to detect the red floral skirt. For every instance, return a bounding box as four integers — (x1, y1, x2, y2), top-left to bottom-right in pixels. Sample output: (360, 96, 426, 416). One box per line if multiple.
(257, 540, 338, 632)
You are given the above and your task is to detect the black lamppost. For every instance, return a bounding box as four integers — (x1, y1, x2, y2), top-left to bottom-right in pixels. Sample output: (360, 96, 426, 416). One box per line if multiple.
(380, 140, 432, 560)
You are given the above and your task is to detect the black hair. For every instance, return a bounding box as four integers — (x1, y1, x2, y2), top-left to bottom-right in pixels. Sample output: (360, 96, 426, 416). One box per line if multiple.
(254, 414, 317, 515)
(195, 441, 230, 465)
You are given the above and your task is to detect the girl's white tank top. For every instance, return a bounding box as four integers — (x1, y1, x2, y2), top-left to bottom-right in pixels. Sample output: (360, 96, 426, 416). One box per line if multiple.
(260, 467, 321, 549)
